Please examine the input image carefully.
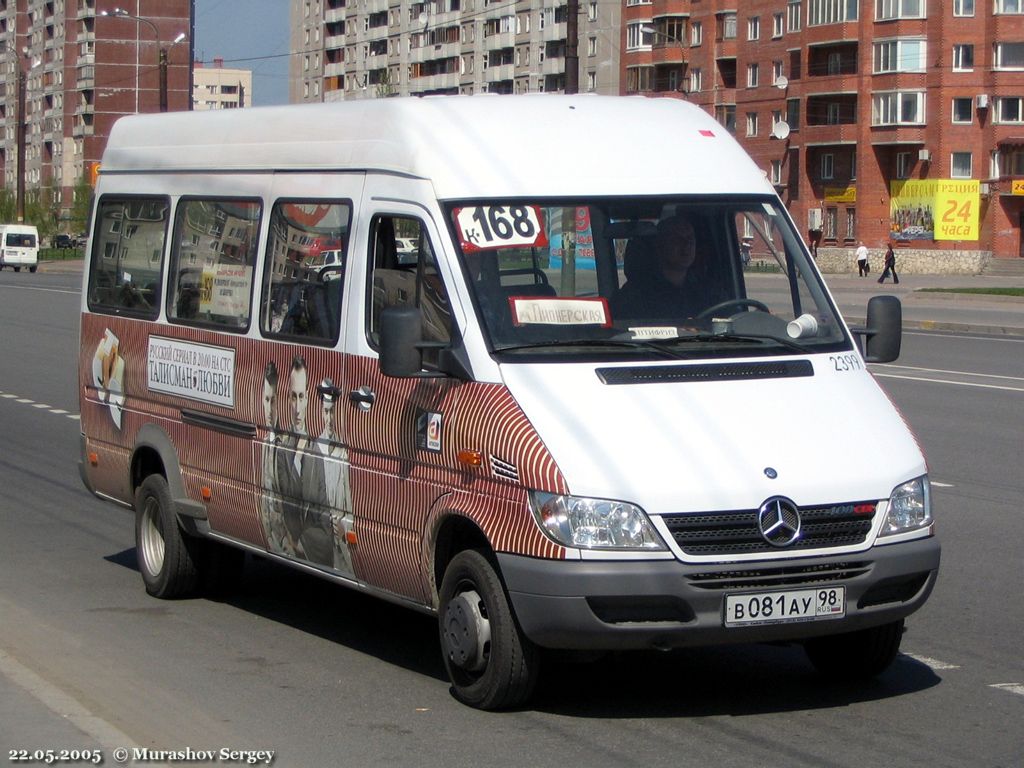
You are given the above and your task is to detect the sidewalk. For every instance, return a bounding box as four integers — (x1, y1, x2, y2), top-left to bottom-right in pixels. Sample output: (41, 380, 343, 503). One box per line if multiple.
(822, 272, 1024, 337)
(39, 257, 1024, 337)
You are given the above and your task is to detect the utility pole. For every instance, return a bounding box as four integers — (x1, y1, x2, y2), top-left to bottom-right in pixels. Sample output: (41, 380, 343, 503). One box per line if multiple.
(15, 63, 26, 222)
(565, 0, 579, 94)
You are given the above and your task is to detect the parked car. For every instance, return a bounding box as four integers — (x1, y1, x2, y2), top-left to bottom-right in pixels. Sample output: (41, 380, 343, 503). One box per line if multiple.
(54, 234, 77, 249)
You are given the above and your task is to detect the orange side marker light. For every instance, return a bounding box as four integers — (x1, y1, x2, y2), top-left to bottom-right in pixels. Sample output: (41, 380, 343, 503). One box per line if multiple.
(457, 449, 483, 467)
(88, 452, 99, 466)
(201, 486, 212, 501)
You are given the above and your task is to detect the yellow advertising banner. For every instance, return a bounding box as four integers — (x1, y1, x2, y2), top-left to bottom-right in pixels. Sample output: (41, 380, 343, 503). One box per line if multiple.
(889, 180, 980, 241)
(1012, 179, 1024, 195)
(824, 186, 857, 203)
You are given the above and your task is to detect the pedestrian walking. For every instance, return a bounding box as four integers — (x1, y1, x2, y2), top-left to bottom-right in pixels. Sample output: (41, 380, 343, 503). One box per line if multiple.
(878, 243, 899, 284)
(855, 241, 869, 277)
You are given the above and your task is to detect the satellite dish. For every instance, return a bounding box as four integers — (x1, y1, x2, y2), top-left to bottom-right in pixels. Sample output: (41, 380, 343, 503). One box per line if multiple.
(774, 75, 789, 90)
(770, 121, 791, 140)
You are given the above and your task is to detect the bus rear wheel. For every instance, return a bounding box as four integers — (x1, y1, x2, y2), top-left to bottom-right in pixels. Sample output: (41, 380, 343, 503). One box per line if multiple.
(134, 474, 200, 598)
(438, 549, 539, 710)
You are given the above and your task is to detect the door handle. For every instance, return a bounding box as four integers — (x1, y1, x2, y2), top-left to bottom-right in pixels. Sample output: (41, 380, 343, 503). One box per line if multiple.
(349, 386, 376, 411)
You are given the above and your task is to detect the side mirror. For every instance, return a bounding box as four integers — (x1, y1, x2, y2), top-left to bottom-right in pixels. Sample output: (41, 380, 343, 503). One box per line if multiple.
(862, 295, 902, 363)
(379, 306, 424, 377)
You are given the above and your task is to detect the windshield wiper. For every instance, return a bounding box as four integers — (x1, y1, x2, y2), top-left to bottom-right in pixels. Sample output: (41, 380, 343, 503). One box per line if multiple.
(659, 332, 807, 354)
(493, 339, 690, 360)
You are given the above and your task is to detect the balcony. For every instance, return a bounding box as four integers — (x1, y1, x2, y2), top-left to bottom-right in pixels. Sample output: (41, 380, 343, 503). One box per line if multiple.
(484, 63, 514, 82)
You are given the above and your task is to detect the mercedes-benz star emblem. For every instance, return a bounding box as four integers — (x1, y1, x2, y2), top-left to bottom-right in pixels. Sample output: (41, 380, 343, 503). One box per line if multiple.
(757, 497, 802, 547)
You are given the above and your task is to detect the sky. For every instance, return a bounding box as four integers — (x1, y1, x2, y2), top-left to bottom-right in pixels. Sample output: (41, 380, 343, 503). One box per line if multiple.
(193, 0, 292, 106)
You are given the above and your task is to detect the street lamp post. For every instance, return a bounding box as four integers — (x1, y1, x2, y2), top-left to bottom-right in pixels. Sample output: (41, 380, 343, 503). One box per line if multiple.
(4, 43, 28, 222)
(101, 8, 186, 113)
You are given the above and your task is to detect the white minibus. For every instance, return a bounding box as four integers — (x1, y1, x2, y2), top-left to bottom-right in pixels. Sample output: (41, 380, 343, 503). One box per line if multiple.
(0, 223, 40, 272)
(79, 96, 939, 709)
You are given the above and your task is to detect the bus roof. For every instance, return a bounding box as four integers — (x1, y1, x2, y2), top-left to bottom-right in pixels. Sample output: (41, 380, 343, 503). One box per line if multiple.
(101, 95, 774, 200)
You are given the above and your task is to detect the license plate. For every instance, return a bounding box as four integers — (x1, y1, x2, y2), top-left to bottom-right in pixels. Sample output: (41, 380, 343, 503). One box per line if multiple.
(724, 587, 845, 627)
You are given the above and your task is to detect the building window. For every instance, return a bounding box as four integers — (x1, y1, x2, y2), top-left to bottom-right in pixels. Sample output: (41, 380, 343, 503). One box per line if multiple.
(825, 207, 838, 239)
(821, 153, 835, 180)
(995, 43, 1024, 69)
(826, 102, 841, 124)
(876, 0, 924, 20)
(746, 112, 759, 136)
(747, 63, 759, 87)
(773, 13, 785, 37)
(716, 104, 737, 133)
(896, 151, 911, 179)
(873, 39, 926, 73)
(722, 13, 737, 40)
(773, 60, 784, 83)
(953, 0, 974, 15)
(748, 16, 760, 40)
(952, 97, 973, 123)
(626, 22, 653, 51)
(787, 98, 801, 129)
(788, 0, 802, 31)
(626, 66, 653, 92)
(770, 160, 783, 184)
(586, 71, 596, 91)
(851, 149, 857, 179)
(997, 97, 1024, 122)
(846, 208, 856, 240)
(690, 21, 702, 46)
(808, 0, 858, 26)
(996, 0, 1024, 12)
(872, 91, 926, 125)
(689, 67, 702, 92)
(953, 44, 974, 71)
(951, 152, 973, 178)
(588, 36, 597, 56)
(588, 2, 597, 21)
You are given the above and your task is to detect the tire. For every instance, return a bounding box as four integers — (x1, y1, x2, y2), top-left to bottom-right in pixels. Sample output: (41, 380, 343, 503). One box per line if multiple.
(13, 266, 20, 273)
(29, 265, 37, 273)
(804, 619, 905, 680)
(438, 549, 539, 710)
(134, 474, 200, 598)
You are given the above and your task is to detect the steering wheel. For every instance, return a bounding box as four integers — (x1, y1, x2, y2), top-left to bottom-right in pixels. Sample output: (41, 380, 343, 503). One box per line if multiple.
(696, 298, 770, 321)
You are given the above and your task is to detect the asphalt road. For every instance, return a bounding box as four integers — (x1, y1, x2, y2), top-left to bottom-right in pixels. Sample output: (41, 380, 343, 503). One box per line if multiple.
(0, 270, 1021, 767)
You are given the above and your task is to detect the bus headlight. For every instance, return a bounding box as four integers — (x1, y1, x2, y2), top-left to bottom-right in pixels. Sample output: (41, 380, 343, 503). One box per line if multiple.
(529, 491, 666, 550)
(880, 476, 932, 536)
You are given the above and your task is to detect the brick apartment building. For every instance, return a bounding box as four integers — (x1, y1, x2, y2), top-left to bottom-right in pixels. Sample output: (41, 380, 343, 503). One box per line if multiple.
(623, 0, 1024, 266)
(0, 0, 191, 225)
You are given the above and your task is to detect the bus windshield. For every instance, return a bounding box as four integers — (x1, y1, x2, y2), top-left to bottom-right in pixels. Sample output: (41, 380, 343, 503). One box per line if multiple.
(447, 197, 850, 360)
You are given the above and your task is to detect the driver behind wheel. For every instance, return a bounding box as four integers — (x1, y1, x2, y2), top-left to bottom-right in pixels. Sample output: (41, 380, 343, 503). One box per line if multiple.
(610, 214, 727, 325)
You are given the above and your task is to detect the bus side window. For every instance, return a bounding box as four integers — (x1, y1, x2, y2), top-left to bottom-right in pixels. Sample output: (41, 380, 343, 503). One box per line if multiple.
(260, 200, 351, 345)
(367, 215, 452, 365)
(86, 196, 170, 318)
(167, 198, 262, 331)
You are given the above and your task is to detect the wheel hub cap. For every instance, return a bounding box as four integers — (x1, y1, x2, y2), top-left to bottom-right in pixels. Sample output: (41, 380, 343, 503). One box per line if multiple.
(442, 590, 491, 673)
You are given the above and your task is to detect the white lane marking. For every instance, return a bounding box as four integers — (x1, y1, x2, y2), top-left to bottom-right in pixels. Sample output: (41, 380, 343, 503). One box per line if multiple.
(931, 481, 955, 488)
(0, 648, 140, 750)
(0, 391, 79, 419)
(0, 284, 79, 295)
(874, 364, 1024, 383)
(905, 653, 961, 670)
(873, 373, 1024, 393)
(905, 331, 1024, 344)
(990, 683, 1024, 697)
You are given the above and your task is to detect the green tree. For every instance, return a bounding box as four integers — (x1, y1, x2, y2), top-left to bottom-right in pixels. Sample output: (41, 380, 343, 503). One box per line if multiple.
(70, 173, 93, 234)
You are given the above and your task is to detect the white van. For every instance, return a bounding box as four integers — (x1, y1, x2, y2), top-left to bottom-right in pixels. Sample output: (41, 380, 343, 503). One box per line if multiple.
(0, 223, 40, 272)
(78, 96, 939, 710)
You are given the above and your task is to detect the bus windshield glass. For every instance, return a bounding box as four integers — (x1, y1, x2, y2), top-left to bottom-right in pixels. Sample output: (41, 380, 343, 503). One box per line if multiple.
(447, 198, 850, 360)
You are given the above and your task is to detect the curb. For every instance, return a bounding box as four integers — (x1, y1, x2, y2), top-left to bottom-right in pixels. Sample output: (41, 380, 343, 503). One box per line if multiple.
(845, 316, 1024, 338)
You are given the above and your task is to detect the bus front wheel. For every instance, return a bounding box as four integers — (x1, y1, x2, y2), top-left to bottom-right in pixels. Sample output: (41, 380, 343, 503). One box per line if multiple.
(438, 549, 539, 710)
